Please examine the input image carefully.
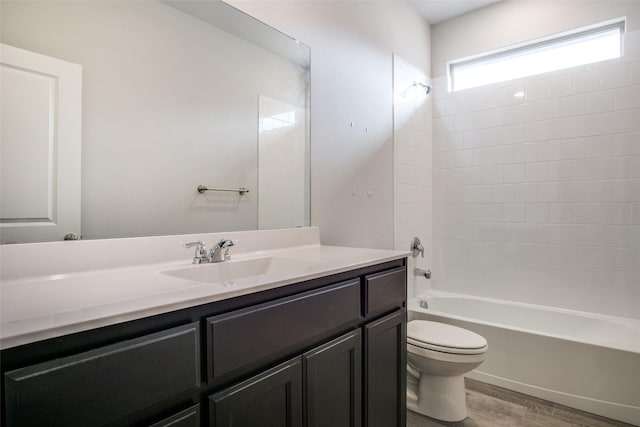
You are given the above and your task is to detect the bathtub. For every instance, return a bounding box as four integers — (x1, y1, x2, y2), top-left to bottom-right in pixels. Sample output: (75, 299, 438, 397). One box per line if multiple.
(408, 291, 640, 425)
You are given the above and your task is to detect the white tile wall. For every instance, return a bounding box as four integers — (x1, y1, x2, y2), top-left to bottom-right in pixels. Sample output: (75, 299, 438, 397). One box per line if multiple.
(432, 29, 640, 319)
(393, 55, 433, 298)
(258, 96, 308, 230)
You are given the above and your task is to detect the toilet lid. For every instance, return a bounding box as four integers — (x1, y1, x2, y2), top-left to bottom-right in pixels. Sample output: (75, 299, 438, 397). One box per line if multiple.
(407, 320, 487, 351)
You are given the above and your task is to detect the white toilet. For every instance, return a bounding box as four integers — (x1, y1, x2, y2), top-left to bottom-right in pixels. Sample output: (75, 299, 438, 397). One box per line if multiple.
(406, 320, 488, 422)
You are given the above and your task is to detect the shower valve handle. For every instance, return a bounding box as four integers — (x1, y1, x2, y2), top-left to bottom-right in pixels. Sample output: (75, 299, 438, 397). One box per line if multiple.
(411, 237, 424, 258)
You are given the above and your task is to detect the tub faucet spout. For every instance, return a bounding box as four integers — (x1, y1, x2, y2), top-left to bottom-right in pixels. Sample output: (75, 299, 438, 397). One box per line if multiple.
(414, 268, 431, 279)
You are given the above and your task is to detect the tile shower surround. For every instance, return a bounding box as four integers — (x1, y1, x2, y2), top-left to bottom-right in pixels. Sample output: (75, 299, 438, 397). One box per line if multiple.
(431, 29, 640, 319)
(393, 55, 433, 299)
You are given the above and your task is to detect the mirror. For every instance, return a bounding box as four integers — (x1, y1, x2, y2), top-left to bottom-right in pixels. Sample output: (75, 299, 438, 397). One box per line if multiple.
(0, 0, 310, 244)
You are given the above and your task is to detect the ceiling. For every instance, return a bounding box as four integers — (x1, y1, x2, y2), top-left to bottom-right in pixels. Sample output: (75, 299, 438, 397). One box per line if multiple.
(408, 0, 503, 25)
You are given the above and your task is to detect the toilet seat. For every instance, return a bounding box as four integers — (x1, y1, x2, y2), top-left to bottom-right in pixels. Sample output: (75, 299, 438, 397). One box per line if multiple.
(407, 341, 486, 364)
(407, 320, 487, 355)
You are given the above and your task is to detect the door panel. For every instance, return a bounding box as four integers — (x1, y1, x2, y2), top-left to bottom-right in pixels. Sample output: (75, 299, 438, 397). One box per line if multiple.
(364, 310, 406, 427)
(209, 357, 302, 427)
(304, 329, 362, 427)
(0, 43, 82, 243)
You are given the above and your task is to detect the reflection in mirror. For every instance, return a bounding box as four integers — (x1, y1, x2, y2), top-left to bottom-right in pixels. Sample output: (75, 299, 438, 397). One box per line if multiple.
(0, 44, 82, 244)
(0, 0, 310, 244)
(258, 96, 309, 229)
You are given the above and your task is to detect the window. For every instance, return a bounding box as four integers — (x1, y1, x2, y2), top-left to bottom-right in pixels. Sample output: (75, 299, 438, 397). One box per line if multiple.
(449, 18, 625, 92)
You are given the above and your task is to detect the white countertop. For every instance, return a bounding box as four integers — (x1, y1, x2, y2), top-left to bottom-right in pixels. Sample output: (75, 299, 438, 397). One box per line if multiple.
(1, 230, 408, 349)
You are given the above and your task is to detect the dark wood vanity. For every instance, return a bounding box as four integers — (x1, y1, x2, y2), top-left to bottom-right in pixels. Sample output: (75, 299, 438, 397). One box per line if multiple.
(1, 258, 407, 427)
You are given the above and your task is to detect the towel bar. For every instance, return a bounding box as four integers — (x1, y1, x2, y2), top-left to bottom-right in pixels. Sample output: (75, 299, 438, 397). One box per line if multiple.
(197, 185, 249, 195)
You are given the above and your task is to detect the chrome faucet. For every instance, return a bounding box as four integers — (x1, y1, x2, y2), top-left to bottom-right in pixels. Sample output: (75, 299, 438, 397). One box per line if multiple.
(183, 239, 235, 264)
(209, 239, 235, 263)
(184, 241, 209, 264)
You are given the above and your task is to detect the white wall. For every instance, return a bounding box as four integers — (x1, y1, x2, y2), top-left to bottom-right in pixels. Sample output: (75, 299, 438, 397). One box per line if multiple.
(431, 1, 640, 319)
(431, 0, 640, 78)
(226, 0, 431, 249)
(1, 0, 307, 239)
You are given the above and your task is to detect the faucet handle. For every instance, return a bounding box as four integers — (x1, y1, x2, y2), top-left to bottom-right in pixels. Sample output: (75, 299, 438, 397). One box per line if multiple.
(184, 241, 208, 264)
(184, 240, 206, 250)
(411, 237, 424, 258)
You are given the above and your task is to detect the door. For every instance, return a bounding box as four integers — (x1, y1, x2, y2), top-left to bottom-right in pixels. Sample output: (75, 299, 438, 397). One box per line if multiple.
(209, 357, 302, 427)
(364, 309, 406, 427)
(304, 329, 362, 427)
(0, 43, 82, 243)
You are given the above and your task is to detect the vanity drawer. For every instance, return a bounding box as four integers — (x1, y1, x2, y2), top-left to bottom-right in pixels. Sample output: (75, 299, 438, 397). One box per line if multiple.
(206, 279, 360, 383)
(364, 267, 406, 316)
(4, 322, 200, 427)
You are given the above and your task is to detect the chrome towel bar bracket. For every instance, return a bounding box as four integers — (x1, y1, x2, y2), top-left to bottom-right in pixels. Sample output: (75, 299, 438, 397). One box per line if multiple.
(197, 185, 249, 195)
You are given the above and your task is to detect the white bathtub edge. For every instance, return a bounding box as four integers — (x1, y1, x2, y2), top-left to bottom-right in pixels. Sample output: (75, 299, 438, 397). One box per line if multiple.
(410, 293, 640, 354)
(467, 370, 640, 426)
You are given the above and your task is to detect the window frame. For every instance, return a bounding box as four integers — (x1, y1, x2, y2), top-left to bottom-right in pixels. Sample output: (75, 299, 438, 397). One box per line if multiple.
(448, 17, 626, 92)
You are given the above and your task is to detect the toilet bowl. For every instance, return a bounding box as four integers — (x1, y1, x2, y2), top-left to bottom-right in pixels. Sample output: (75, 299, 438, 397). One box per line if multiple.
(406, 320, 487, 422)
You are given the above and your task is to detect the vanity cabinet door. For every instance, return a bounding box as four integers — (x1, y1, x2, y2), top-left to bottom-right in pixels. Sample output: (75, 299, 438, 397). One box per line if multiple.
(364, 309, 406, 427)
(150, 405, 201, 427)
(4, 322, 200, 427)
(303, 329, 362, 427)
(208, 357, 302, 427)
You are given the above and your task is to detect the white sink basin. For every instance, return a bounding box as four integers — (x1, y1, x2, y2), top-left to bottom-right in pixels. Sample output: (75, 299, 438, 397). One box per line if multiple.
(160, 257, 317, 283)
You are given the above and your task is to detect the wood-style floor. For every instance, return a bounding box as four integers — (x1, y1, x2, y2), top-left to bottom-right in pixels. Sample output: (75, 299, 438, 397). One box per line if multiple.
(407, 378, 636, 427)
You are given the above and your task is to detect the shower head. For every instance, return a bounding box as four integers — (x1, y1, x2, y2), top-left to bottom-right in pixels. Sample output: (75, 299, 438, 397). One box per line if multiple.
(412, 81, 432, 95)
